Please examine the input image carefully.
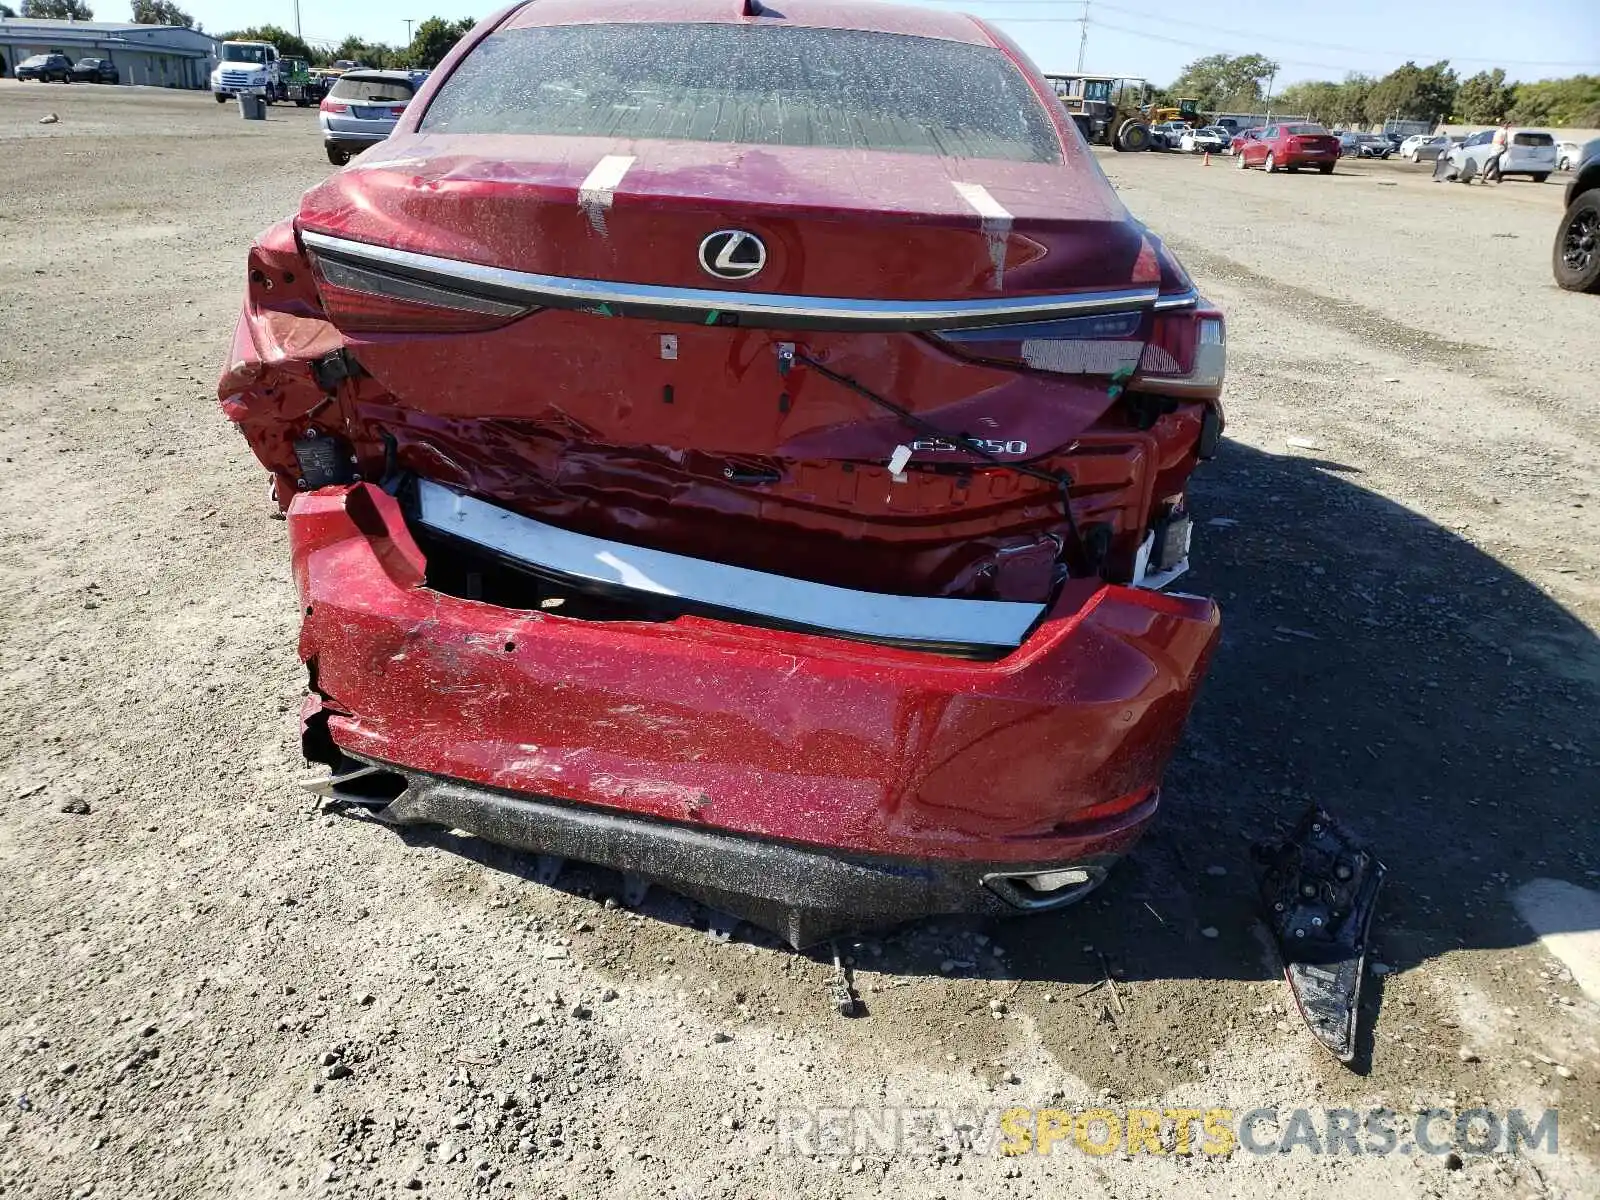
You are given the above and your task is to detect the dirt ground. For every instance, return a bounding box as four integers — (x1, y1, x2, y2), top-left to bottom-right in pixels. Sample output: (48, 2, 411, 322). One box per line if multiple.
(1, 83, 1597, 1199)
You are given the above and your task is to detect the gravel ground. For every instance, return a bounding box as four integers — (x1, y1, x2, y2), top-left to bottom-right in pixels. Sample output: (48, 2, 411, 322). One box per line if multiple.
(1, 83, 1596, 1200)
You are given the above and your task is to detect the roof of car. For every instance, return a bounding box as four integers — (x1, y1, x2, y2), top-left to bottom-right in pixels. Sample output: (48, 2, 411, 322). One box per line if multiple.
(500, 0, 996, 46)
(338, 69, 419, 82)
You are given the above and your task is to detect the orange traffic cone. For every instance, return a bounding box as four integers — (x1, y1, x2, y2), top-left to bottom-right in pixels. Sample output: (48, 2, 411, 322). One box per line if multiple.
(1203, 151, 1211, 166)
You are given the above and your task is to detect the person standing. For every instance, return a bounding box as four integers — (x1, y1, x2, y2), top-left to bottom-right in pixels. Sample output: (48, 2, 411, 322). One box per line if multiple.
(1483, 123, 1510, 184)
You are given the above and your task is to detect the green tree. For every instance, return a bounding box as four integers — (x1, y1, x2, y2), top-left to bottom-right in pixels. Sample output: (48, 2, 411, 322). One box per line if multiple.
(1456, 69, 1514, 123)
(1365, 60, 1458, 125)
(1328, 74, 1374, 127)
(1505, 75, 1600, 126)
(1268, 74, 1371, 126)
(1170, 53, 1281, 113)
(220, 24, 315, 63)
(21, 0, 94, 17)
(130, 0, 191, 25)
(0, 3, 15, 15)
(408, 16, 475, 69)
(333, 35, 403, 68)
(1275, 80, 1340, 122)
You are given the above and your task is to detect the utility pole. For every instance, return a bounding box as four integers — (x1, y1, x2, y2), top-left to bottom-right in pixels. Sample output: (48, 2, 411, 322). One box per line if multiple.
(1264, 67, 1277, 119)
(293, 0, 302, 40)
(404, 19, 414, 43)
(1076, 0, 1090, 73)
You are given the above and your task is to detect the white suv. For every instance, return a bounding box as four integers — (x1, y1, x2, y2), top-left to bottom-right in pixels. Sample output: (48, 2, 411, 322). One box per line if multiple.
(1449, 128, 1558, 182)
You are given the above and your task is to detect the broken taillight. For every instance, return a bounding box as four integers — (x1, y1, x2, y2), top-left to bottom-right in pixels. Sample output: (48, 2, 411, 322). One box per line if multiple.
(1134, 307, 1226, 397)
(926, 309, 1147, 377)
(925, 302, 1225, 399)
(305, 253, 536, 334)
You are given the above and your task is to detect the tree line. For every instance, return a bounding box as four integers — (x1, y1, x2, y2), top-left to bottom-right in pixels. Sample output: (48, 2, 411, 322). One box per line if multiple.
(3, 2, 477, 72)
(1166, 52, 1600, 129)
(217, 19, 476, 71)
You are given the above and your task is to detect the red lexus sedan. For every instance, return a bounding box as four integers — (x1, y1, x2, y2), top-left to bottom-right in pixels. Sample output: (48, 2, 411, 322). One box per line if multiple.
(219, 0, 1226, 946)
(1236, 121, 1342, 173)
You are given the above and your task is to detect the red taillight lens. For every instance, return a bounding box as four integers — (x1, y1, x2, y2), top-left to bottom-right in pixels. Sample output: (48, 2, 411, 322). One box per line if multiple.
(1134, 306, 1226, 397)
(390, 103, 408, 115)
(307, 253, 535, 334)
(320, 99, 348, 113)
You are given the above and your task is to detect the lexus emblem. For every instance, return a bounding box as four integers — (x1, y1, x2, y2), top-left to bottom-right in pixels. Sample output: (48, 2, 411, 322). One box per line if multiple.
(698, 230, 767, 281)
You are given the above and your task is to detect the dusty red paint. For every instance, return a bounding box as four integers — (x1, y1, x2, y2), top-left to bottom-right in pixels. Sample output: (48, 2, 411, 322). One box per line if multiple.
(219, 0, 1228, 895)
(292, 485, 1218, 862)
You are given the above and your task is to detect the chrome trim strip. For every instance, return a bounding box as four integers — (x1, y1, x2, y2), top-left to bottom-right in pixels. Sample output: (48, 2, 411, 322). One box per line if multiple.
(302, 230, 1171, 331)
(315, 257, 533, 318)
(414, 480, 1044, 649)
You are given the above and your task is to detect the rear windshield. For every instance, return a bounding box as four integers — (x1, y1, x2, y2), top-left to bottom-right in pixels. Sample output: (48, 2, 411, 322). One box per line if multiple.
(418, 23, 1062, 163)
(1513, 132, 1553, 147)
(1284, 123, 1329, 135)
(331, 76, 416, 103)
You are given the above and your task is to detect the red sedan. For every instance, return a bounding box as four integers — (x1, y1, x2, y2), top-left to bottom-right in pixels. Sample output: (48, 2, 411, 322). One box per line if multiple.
(219, 0, 1226, 946)
(1228, 126, 1264, 155)
(1237, 121, 1342, 173)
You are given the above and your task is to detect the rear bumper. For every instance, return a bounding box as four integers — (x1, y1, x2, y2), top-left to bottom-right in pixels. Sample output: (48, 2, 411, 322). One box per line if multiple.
(291, 485, 1221, 938)
(351, 761, 1131, 946)
(322, 133, 390, 153)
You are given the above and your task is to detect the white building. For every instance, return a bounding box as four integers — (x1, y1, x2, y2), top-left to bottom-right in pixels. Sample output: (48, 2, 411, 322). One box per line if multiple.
(0, 17, 219, 89)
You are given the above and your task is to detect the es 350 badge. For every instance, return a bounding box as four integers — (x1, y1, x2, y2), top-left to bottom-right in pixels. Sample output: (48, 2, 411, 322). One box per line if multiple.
(911, 437, 1029, 455)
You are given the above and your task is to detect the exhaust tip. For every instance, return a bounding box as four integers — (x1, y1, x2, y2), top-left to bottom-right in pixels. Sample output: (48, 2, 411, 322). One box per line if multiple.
(298, 756, 409, 808)
(981, 864, 1106, 910)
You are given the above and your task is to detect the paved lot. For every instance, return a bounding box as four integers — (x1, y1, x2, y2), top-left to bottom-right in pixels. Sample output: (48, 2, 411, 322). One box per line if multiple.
(1, 82, 1597, 1199)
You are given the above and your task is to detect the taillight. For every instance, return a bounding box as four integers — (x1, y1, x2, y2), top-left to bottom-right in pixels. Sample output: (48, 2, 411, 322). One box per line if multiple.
(390, 103, 408, 115)
(1133, 307, 1226, 398)
(320, 99, 348, 113)
(926, 309, 1147, 377)
(306, 253, 536, 333)
(924, 300, 1224, 400)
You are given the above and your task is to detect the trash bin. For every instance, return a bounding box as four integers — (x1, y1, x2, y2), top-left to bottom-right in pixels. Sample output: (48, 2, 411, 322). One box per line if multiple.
(237, 93, 266, 121)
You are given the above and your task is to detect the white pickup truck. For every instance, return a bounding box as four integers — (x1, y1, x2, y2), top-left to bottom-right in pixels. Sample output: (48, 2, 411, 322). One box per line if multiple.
(211, 40, 284, 104)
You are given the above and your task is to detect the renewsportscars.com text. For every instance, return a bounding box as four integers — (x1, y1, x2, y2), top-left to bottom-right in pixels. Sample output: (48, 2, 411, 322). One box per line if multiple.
(775, 1105, 1560, 1159)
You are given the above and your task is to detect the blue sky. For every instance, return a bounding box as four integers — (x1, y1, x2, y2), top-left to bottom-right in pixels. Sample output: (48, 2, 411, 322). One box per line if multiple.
(181, 0, 1600, 86)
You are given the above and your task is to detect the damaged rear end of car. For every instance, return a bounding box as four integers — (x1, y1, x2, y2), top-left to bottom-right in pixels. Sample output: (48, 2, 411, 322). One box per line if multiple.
(219, 0, 1226, 947)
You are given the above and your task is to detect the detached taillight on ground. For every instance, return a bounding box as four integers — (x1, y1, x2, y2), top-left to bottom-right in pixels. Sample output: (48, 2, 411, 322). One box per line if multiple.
(303, 251, 535, 333)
